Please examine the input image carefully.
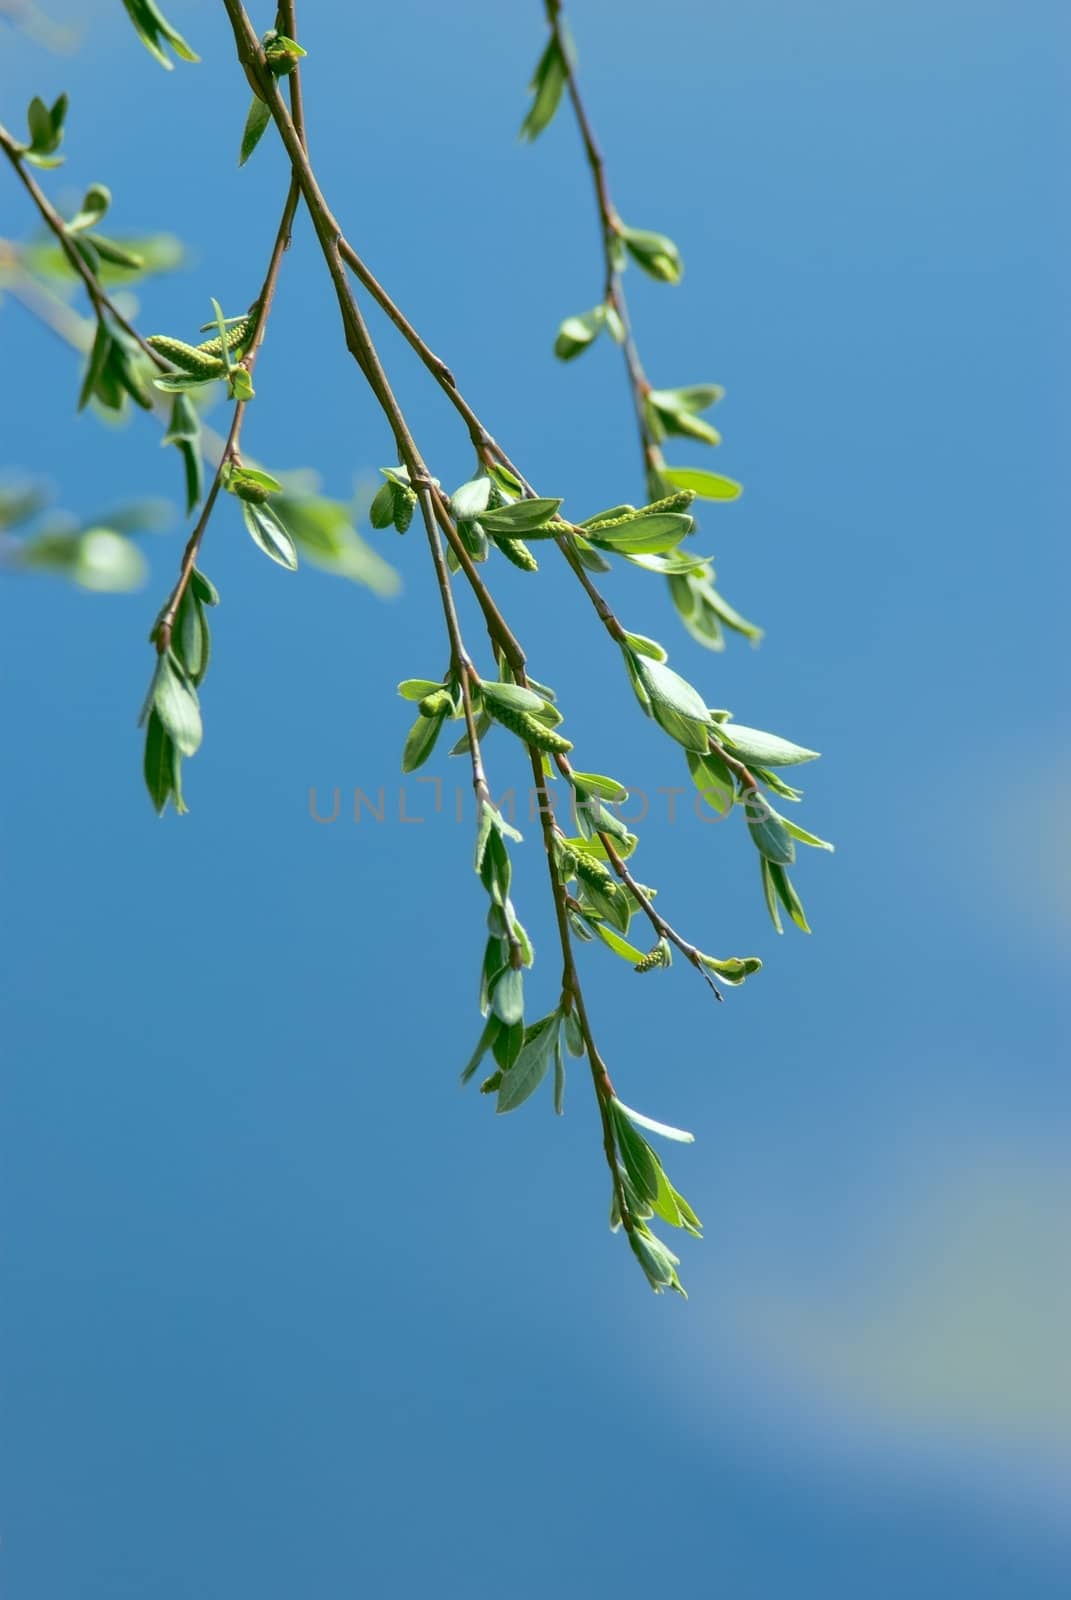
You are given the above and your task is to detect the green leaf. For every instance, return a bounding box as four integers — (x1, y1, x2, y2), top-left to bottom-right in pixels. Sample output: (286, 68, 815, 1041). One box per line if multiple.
(567, 771, 629, 803)
(490, 965, 525, 1027)
(239, 96, 272, 165)
(554, 306, 606, 360)
(782, 819, 835, 852)
(142, 708, 174, 815)
(622, 631, 668, 662)
(661, 466, 742, 502)
(609, 1104, 661, 1203)
(479, 497, 563, 534)
(628, 1226, 685, 1295)
(174, 588, 209, 684)
(449, 476, 493, 520)
(587, 512, 693, 555)
(479, 680, 547, 714)
(613, 1098, 695, 1144)
(520, 31, 568, 141)
(588, 922, 646, 964)
(562, 1007, 585, 1059)
(719, 724, 819, 767)
(190, 568, 219, 607)
(153, 372, 219, 395)
(151, 654, 202, 757)
(699, 954, 763, 985)
(761, 858, 783, 934)
(686, 748, 735, 814)
(492, 1017, 525, 1072)
(402, 710, 444, 774)
(649, 385, 724, 415)
(66, 183, 111, 233)
(241, 500, 298, 570)
(460, 1017, 499, 1085)
(497, 1012, 560, 1113)
(120, 0, 200, 68)
(397, 678, 445, 702)
(744, 792, 796, 865)
(767, 862, 811, 933)
(228, 366, 254, 402)
(618, 224, 683, 284)
(632, 654, 712, 752)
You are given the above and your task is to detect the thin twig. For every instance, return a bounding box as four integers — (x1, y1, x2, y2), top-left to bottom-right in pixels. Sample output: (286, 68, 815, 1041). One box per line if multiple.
(219, 0, 629, 1221)
(544, 0, 663, 480)
(154, 21, 306, 656)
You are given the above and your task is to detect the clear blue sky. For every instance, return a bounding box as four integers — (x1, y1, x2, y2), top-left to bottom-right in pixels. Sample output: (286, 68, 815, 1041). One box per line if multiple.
(2, 2, 1069, 1595)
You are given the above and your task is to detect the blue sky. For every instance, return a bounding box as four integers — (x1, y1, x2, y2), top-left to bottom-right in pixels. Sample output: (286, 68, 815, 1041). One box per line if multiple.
(2, 1, 1069, 1595)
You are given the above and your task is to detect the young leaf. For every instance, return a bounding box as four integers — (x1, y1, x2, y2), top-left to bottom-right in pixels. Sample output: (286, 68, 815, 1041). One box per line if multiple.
(479, 497, 563, 534)
(120, 0, 199, 68)
(782, 819, 835, 852)
(554, 306, 606, 360)
(613, 1098, 695, 1144)
(402, 710, 444, 774)
(496, 1012, 560, 1114)
(761, 857, 783, 934)
(767, 862, 811, 932)
(618, 224, 683, 284)
(687, 748, 735, 814)
(479, 680, 547, 714)
(743, 792, 796, 865)
(562, 1007, 585, 1059)
(151, 654, 202, 757)
(567, 771, 629, 803)
(241, 500, 298, 570)
(398, 678, 445, 702)
(699, 954, 763, 985)
(586, 512, 693, 555)
(142, 708, 174, 815)
(628, 1227, 685, 1295)
(449, 476, 493, 520)
(460, 1017, 499, 1085)
(490, 965, 525, 1027)
(661, 466, 742, 502)
(520, 32, 568, 142)
(239, 96, 272, 166)
(719, 724, 819, 767)
(588, 922, 646, 964)
(631, 654, 712, 752)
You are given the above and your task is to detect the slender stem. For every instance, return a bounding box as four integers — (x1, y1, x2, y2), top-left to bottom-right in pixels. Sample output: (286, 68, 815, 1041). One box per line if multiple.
(528, 748, 632, 1231)
(544, 0, 663, 482)
(219, 0, 629, 1220)
(597, 831, 723, 999)
(155, 33, 306, 656)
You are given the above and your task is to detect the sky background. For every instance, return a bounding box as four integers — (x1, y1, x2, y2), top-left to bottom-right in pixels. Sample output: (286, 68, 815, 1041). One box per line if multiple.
(2, 1, 1069, 1595)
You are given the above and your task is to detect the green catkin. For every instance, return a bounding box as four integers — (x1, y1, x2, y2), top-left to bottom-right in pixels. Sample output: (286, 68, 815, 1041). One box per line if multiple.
(571, 851, 618, 896)
(392, 484, 417, 533)
(418, 689, 453, 718)
(639, 490, 695, 516)
(492, 535, 539, 572)
(146, 335, 226, 378)
(489, 700, 572, 753)
(585, 490, 697, 534)
(634, 945, 669, 974)
(195, 314, 255, 358)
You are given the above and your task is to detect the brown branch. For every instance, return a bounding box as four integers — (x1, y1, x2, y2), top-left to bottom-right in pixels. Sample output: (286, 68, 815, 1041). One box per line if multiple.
(219, 0, 629, 1222)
